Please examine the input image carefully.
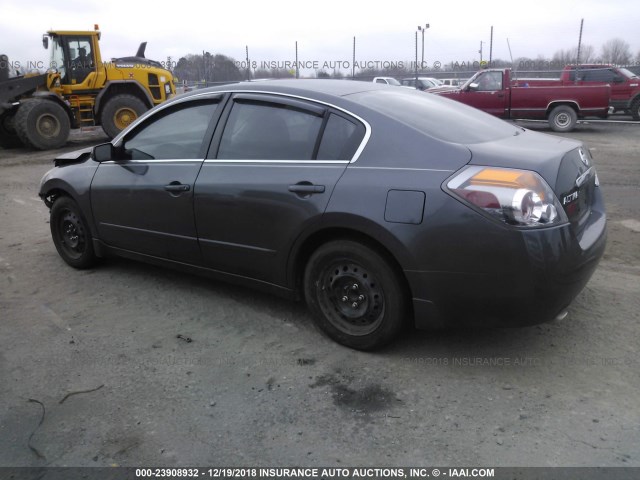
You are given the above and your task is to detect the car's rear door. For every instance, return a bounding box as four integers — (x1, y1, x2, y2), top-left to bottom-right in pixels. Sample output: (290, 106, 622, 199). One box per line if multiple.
(91, 95, 223, 264)
(194, 93, 366, 286)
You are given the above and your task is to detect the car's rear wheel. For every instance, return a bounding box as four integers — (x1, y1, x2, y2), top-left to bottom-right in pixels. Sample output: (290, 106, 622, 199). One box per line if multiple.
(548, 105, 577, 132)
(304, 240, 407, 350)
(50, 196, 97, 269)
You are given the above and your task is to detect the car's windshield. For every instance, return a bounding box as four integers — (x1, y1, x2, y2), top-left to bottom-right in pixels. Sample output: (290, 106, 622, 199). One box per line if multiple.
(459, 71, 482, 90)
(49, 36, 66, 79)
(619, 67, 638, 79)
(386, 78, 401, 86)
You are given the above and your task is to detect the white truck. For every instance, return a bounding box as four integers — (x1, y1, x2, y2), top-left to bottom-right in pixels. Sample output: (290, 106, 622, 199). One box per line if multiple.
(372, 77, 402, 86)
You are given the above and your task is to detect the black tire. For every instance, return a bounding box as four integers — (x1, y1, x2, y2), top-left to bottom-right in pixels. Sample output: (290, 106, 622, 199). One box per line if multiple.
(14, 99, 70, 150)
(548, 105, 577, 132)
(0, 112, 23, 149)
(100, 94, 147, 139)
(631, 98, 640, 121)
(304, 240, 408, 350)
(50, 196, 97, 269)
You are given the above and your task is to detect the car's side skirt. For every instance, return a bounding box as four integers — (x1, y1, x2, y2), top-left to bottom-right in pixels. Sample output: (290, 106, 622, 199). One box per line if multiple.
(93, 239, 296, 300)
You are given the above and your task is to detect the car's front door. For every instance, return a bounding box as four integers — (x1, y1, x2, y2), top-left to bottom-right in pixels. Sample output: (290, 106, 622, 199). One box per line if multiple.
(580, 68, 630, 106)
(194, 93, 366, 286)
(91, 95, 223, 264)
(59, 35, 96, 86)
(460, 71, 507, 117)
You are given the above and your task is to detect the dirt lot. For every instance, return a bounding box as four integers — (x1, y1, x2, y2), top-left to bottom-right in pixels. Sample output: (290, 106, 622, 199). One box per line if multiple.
(0, 121, 639, 468)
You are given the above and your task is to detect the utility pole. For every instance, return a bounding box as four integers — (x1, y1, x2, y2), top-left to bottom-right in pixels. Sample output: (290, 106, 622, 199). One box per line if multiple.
(415, 30, 418, 88)
(489, 26, 493, 66)
(576, 18, 584, 83)
(202, 50, 206, 84)
(245, 46, 250, 81)
(295, 41, 299, 79)
(352, 36, 356, 79)
(418, 24, 429, 69)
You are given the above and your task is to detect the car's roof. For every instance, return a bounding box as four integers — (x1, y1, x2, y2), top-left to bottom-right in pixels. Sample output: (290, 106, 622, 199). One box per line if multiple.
(189, 79, 387, 98)
(565, 64, 615, 69)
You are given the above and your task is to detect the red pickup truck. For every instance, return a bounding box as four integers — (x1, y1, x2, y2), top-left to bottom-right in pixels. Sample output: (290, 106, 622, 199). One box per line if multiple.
(518, 65, 640, 119)
(431, 68, 610, 132)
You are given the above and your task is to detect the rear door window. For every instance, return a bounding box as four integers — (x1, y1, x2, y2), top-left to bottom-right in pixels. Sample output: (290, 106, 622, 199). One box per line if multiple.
(317, 113, 365, 160)
(217, 100, 323, 160)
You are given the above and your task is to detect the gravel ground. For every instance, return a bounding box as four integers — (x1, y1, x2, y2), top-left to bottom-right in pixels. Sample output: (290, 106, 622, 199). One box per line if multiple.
(0, 121, 638, 468)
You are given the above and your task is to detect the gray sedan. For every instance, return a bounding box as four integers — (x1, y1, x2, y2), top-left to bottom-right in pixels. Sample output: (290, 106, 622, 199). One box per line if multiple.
(39, 80, 607, 350)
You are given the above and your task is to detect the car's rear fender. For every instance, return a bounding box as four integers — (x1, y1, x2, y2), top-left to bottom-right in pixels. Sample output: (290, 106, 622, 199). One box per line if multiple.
(288, 213, 414, 275)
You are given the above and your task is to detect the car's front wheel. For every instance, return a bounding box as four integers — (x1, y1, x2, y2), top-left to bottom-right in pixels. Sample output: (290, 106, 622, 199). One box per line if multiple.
(304, 240, 407, 350)
(0, 112, 23, 149)
(50, 196, 97, 269)
(15, 99, 70, 150)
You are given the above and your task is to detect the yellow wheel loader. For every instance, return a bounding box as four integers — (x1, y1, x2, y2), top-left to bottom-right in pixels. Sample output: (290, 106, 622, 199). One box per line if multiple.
(0, 26, 175, 150)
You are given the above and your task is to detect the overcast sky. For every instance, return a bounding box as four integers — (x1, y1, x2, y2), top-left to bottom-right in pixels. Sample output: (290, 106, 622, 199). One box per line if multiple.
(1, 0, 638, 73)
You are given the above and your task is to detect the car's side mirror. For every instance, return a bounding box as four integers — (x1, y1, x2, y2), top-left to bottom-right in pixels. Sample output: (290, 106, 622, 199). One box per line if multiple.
(468, 82, 479, 91)
(612, 75, 624, 84)
(93, 143, 116, 162)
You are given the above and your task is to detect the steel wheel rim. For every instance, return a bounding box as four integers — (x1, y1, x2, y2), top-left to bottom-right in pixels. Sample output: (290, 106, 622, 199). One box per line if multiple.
(114, 107, 137, 130)
(36, 113, 61, 139)
(317, 260, 385, 336)
(58, 209, 86, 259)
(555, 112, 571, 128)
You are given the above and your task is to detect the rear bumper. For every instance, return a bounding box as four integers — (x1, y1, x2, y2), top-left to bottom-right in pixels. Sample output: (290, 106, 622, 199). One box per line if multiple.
(408, 189, 607, 329)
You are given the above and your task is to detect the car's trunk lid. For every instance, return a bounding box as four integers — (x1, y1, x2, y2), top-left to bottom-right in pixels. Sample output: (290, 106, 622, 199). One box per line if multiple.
(555, 146, 598, 235)
(466, 129, 597, 236)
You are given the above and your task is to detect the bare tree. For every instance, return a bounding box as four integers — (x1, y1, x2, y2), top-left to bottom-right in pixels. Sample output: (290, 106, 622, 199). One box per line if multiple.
(576, 45, 596, 63)
(488, 58, 511, 68)
(552, 49, 572, 65)
(253, 68, 295, 79)
(601, 38, 632, 65)
(514, 56, 536, 71)
(174, 53, 243, 83)
(553, 45, 596, 65)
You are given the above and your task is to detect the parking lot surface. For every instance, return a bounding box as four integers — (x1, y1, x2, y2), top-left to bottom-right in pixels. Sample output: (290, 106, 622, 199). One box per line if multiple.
(1, 122, 639, 467)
